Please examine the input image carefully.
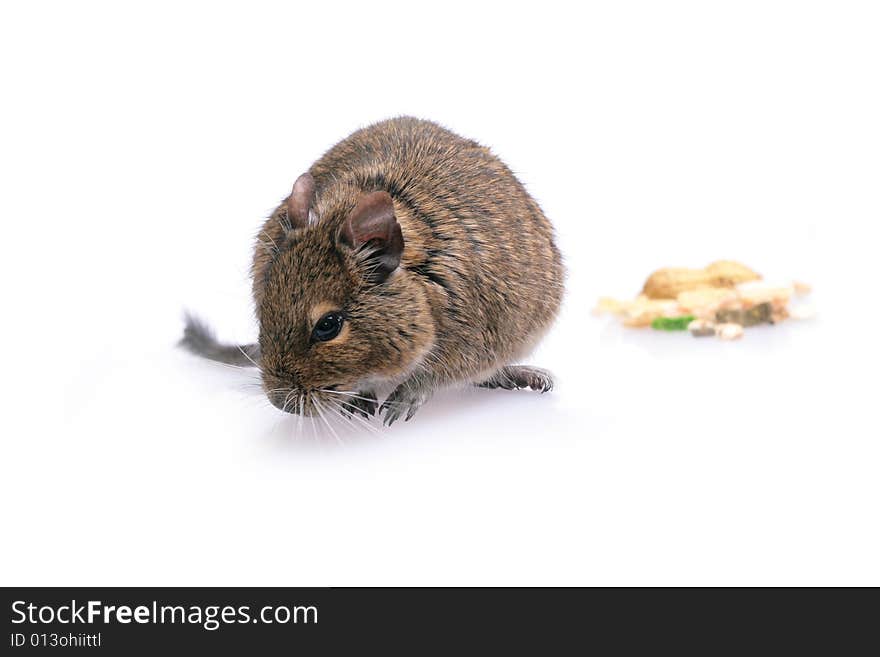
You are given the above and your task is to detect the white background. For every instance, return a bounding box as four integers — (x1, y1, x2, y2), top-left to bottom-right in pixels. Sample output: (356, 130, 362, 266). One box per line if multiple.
(1, 1, 878, 585)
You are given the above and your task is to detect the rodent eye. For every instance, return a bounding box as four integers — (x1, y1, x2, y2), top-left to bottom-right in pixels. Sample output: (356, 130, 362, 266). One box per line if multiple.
(312, 312, 344, 342)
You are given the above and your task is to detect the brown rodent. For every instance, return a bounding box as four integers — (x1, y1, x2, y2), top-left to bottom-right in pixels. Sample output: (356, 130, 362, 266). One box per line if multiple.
(181, 117, 564, 424)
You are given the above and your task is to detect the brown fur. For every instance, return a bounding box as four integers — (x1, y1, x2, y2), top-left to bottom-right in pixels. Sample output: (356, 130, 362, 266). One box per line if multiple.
(197, 117, 563, 423)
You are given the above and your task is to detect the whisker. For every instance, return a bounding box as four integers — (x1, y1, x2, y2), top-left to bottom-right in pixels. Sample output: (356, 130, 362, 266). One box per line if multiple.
(321, 389, 377, 403)
(328, 399, 382, 438)
(281, 388, 296, 414)
(314, 398, 344, 445)
(305, 393, 318, 443)
(236, 345, 262, 370)
(321, 389, 403, 411)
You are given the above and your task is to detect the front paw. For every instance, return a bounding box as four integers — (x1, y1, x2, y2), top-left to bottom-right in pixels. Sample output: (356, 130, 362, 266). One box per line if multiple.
(380, 385, 431, 426)
(339, 392, 377, 419)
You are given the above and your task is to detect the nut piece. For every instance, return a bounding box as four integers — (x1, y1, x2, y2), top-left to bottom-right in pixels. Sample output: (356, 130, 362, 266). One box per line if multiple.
(716, 323, 744, 340)
(642, 260, 761, 299)
(594, 294, 681, 327)
(677, 288, 737, 318)
(716, 301, 773, 327)
(688, 319, 717, 337)
(736, 281, 793, 306)
(705, 261, 761, 287)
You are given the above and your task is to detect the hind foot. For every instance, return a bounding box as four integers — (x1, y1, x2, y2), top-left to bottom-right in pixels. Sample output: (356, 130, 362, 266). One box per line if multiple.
(476, 366, 554, 393)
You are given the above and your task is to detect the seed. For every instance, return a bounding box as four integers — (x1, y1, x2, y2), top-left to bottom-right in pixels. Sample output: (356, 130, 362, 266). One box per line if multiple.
(716, 323, 744, 340)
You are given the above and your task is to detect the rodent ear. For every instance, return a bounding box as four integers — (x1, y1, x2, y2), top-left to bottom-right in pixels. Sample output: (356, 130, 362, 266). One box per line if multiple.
(340, 191, 404, 282)
(286, 173, 315, 229)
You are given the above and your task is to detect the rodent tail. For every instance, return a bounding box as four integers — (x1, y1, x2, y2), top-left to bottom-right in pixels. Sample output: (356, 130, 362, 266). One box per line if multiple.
(178, 312, 261, 368)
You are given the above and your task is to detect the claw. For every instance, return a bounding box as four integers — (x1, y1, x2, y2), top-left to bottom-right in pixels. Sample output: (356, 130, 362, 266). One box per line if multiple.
(339, 393, 377, 420)
(477, 366, 554, 393)
(380, 384, 430, 426)
(381, 404, 401, 427)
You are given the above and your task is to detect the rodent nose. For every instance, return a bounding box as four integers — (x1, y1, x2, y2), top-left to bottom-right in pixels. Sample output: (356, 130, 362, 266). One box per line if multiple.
(268, 389, 298, 414)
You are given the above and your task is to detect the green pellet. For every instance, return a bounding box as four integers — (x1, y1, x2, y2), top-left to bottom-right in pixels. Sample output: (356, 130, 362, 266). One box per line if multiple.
(651, 315, 696, 331)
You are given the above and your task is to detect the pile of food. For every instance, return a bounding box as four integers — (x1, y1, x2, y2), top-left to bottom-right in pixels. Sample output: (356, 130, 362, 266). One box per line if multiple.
(594, 260, 814, 340)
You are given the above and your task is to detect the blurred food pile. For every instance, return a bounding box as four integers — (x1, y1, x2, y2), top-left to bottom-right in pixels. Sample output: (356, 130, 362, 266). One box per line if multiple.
(594, 260, 814, 340)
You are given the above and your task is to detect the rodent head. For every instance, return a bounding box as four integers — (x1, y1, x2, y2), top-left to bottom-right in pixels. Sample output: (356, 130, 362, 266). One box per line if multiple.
(252, 174, 435, 415)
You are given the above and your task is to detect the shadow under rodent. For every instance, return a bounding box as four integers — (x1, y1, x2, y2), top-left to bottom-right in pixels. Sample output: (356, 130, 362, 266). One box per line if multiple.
(180, 117, 564, 425)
